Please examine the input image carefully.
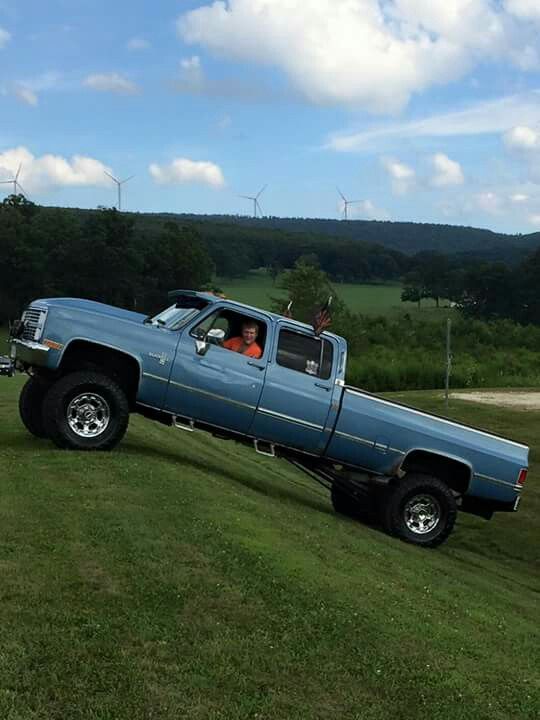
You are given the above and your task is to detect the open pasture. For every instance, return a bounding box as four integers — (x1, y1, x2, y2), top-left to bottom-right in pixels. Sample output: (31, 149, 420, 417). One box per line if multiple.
(0, 372, 538, 719)
(217, 274, 450, 317)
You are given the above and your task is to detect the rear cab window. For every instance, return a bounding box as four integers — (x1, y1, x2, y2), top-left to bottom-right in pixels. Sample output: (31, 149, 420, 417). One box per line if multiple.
(276, 328, 334, 379)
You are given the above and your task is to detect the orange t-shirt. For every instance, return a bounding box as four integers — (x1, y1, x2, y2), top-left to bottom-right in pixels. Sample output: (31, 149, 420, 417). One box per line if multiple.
(223, 336, 263, 359)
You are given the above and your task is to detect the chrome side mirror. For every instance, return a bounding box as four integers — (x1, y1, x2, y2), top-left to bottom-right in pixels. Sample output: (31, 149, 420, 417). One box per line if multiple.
(207, 328, 225, 344)
(195, 339, 209, 356)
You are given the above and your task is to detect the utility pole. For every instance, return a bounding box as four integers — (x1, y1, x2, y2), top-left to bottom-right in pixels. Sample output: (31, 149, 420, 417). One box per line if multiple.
(444, 318, 452, 410)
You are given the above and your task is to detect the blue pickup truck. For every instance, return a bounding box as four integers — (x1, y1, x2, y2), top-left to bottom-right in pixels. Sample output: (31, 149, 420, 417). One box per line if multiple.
(6, 290, 529, 547)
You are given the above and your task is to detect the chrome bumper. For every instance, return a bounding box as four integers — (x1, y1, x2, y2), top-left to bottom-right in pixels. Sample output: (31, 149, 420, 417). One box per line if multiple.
(10, 338, 50, 366)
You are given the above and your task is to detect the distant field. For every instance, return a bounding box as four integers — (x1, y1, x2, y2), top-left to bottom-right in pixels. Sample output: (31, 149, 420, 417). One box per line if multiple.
(217, 273, 451, 316)
(0, 374, 537, 719)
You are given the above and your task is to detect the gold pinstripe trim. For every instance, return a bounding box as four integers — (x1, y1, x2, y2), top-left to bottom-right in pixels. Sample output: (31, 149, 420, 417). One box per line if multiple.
(169, 379, 257, 411)
(474, 472, 522, 491)
(143, 372, 168, 383)
(334, 430, 404, 455)
(257, 407, 324, 431)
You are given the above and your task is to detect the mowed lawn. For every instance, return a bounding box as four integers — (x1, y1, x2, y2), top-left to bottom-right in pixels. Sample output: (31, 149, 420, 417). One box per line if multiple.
(0, 373, 538, 719)
(217, 274, 450, 317)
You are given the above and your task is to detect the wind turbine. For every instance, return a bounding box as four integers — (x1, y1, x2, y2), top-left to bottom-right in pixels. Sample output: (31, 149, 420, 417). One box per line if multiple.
(0, 163, 27, 197)
(240, 185, 266, 218)
(104, 171, 134, 211)
(337, 187, 361, 220)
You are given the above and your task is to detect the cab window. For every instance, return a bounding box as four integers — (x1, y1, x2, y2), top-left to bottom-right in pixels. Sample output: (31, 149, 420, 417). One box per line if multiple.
(276, 329, 333, 379)
(190, 309, 267, 353)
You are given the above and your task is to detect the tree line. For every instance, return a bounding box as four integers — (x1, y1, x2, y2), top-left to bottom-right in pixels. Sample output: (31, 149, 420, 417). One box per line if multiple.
(0, 196, 214, 323)
(157, 211, 540, 258)
(401, 250, 540, 326)
(0, 195, 538, 328)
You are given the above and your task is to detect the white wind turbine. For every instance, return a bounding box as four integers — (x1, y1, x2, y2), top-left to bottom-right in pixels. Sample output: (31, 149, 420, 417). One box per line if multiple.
(240, 185, 266, 218)
(104, 170, 134, 211)
(337, 187, 361, 220)
(0, 163, 27, 197)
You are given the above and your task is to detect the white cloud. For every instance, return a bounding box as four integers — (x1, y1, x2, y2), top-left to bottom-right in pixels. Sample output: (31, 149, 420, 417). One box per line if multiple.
(0, 146, 112, 193)
(430, 153, 464, 187)
(475, 191, 502, 214)
(180, 55, 200, 70)
(14, 85, 38, 106)
(83, 73, 139, 95)
(217, 114, 232, 130)
(127, 36, 150, 51)
(510, 192, 529, 202)
(0, 27, 10, 48)
(346, 199, 390, 221)
(504, 125, 540, 149)
(381, 157, 415, 194)
(149, 158, 225, 188)
(328, 91, 540, 151)
(528, 214, 540, 225)
(178, 0, 540, 113)
(505, 0, 540, 21)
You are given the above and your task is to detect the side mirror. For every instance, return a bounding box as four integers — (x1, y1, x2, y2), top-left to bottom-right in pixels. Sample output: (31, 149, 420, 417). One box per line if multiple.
(207, 328, 225, 345)
(195, 339, 210, 356)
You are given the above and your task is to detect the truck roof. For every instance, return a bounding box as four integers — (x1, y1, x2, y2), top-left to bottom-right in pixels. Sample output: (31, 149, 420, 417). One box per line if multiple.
(168, 289, 342, 342)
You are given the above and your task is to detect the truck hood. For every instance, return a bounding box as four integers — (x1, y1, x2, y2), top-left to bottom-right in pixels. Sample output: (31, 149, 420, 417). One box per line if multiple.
(32, 298, 147, 324)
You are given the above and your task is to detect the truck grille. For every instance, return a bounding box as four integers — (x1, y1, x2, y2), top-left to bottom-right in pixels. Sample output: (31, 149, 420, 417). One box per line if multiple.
(21, 306, 48, 342)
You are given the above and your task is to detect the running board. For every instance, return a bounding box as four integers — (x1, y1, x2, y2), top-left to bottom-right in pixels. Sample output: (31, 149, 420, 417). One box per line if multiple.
(254, 439, 275, 457)
(173, 416, 195, 432)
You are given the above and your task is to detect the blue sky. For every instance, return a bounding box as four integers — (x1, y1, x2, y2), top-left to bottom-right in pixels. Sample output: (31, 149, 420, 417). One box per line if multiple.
(2, 0, 540, 233)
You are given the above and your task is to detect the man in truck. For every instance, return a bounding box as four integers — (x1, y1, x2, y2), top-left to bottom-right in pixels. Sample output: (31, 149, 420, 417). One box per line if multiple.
(223, 320, 263, 358)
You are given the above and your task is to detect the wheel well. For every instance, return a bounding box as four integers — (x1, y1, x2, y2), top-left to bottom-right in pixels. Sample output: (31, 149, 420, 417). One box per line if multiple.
(59, 341, 140, 408)
(400, 450, 471, 495)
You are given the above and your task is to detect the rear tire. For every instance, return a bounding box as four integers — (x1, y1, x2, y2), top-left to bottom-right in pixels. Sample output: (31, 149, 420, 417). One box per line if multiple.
(43, 371, 129, 451)
(19, 376, 51, 438)
(380, 474, 457, 548)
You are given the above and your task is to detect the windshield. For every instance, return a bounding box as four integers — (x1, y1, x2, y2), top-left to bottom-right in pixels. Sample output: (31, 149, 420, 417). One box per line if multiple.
(148, 304, 202, 330)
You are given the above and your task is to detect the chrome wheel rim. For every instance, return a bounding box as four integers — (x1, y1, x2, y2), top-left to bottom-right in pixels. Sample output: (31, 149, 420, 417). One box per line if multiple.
(67, 392, 110, 438)
(404, 494, 441, 535)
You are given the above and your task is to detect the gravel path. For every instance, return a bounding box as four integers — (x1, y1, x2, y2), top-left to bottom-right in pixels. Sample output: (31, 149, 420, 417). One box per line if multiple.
(450, 391, 540, 410)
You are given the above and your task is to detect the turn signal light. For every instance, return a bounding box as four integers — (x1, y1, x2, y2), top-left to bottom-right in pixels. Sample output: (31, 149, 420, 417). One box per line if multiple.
(517, 468, 528, 486)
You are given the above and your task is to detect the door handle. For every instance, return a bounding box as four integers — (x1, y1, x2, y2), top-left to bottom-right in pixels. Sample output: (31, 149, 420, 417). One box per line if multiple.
(247, 361, 266, 371)
(314, 382, 331, 391)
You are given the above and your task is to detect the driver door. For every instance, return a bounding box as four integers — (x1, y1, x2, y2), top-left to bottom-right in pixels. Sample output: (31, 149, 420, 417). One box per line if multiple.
(163, 307, 270, 434)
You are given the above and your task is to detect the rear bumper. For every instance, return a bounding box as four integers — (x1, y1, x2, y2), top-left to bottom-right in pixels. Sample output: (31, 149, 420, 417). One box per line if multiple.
(461, 494, 520, 520)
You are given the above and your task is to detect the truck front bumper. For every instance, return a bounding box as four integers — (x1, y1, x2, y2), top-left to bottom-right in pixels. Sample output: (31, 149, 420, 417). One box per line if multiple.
(10, 339, 50, 367)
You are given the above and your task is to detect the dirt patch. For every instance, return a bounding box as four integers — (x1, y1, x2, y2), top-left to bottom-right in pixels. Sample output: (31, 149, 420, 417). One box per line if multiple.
(450, 391, 540, 410)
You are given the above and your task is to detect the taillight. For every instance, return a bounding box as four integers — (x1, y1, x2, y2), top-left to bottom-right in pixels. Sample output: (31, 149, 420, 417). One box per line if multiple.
(517, 468, 528, 486)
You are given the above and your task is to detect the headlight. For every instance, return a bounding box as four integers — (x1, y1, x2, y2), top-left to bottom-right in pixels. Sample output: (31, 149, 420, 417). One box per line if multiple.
(21, 306, 48, 342)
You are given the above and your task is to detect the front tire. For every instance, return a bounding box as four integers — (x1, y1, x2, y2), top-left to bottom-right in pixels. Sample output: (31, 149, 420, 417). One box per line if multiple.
(19, 376, 51, 438)
(43, 371, 129, 451)
(380, 474, 457, 548)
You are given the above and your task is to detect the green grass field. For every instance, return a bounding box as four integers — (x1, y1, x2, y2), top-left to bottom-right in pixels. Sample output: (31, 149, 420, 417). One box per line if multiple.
(0, 372, 538, 719)
(217, 274, 450, 317)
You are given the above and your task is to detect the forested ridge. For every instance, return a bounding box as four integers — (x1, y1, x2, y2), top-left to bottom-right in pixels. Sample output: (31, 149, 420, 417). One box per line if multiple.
(1, 195, 539, 330)
(147, 211, 540, 257)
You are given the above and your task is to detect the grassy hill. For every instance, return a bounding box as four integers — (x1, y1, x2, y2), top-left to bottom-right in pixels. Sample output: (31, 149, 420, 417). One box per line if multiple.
(0, 374, 538, 719)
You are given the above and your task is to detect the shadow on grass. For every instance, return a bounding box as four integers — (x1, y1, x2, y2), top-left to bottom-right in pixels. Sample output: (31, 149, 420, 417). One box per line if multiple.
(5, 425, 332, 517)
(121, 439, 334, 517)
